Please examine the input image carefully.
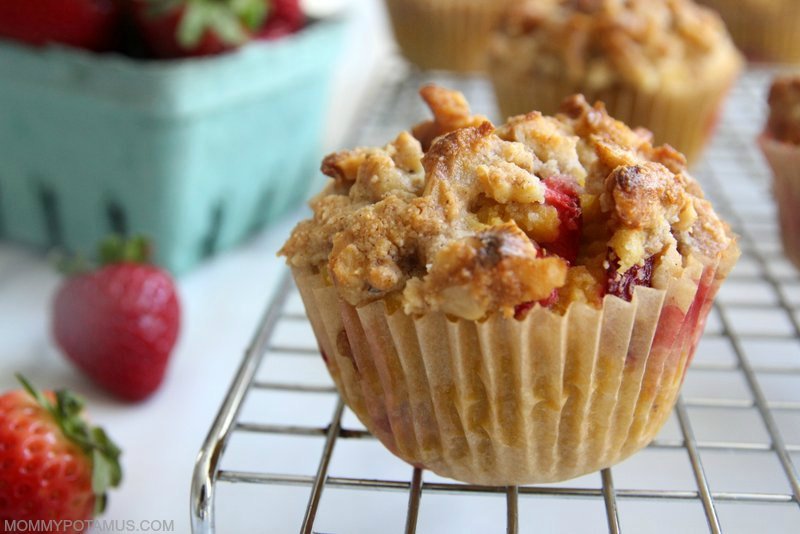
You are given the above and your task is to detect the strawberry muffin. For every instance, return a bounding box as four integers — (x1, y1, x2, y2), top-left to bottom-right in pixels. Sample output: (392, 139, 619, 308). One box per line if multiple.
(383, 0, 518, 72)
(697, 0, 800, 63)
(759, 76, 800, 269)
(280, 86, 739, 485)
(488, 0, 743, 165)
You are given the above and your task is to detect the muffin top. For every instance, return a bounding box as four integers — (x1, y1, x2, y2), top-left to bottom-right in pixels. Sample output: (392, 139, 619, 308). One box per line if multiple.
(280, 86, 737, 320)
(766, 76, 800, 145)
(490, 0, 742, 92)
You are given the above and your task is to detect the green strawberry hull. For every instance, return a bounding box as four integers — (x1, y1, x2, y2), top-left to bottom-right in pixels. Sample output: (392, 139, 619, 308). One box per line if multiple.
(0, 17, 345, 274)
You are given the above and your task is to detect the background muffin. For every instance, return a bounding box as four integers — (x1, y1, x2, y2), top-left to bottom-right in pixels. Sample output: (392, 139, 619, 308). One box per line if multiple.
(281, 86, 739, 485)
(697, 0, 800, 63)
(759, 76, 800, 269)
(488, 0, 743, 165)
(384, 0, 518, 72)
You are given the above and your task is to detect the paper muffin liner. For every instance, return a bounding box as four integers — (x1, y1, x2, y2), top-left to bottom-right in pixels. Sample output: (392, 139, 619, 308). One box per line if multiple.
(698, 0, 800, 63)
(489, 70, 737, 165)
(384, 0, 515, 72)
(292, 257, 727, 486)
(759, 135, 800, 269)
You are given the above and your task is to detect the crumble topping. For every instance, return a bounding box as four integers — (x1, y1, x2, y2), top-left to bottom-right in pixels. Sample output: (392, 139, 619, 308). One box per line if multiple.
(281, 86, 737, 320)
(489, 0, 742, 93)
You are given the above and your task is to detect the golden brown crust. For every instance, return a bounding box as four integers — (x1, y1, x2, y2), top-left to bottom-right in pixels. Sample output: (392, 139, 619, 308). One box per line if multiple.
(490, 0, 742, 93)
(404, 223, 568, 320)
(766, 76, 800, 145)
(280, 87, 737, 320)
(411, 85, 491, 151)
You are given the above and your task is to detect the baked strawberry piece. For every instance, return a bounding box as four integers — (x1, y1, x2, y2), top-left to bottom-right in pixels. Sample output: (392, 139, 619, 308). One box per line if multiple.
(541, 176, 582, 264)
(52, 237, 180, 402)
(605, 253, 655, 302)
(0, 376, 121, 530)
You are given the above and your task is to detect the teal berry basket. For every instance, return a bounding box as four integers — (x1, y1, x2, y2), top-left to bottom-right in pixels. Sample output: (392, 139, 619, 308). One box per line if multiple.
(0, 17, 346, 274)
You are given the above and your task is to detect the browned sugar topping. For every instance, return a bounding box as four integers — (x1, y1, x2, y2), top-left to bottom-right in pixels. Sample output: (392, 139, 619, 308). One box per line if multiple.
(281, 86, 736, 320)
(490, 0, 742, 92)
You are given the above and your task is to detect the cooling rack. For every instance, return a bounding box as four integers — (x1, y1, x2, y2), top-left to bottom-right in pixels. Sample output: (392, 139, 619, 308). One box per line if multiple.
(191, 66, 800, 533)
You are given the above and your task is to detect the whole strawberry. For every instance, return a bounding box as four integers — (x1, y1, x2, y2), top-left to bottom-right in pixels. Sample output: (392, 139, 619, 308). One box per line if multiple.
(52, 236, 180, 402)
(0, 0, 121, 52)
(257, 0, 303, 40)
(129, 0, 270, 58)
(0, 376, 122, 531)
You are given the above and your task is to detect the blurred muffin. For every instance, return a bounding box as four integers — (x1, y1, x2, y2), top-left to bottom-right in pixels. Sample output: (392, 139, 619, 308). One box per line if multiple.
(697, 0, 800, 63)
(759, 76, 800, 268)
(489, 0, 743, 164)
(281, 86, 739, 485)
(384, 0, 518, 72)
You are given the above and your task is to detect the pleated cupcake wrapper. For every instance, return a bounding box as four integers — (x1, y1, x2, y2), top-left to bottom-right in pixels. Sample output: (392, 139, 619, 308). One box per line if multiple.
(384, 0, 514, 73)
(293, 259, 725, 486)
(489, 70, 737, 165)
(699, 1, 800, 63)
(759, 135, 800, 268)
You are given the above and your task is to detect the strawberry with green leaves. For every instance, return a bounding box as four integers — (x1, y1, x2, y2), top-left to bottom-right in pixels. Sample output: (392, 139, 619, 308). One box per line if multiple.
(0, 376, 122, 530)
(130, 0, 271, 58)
(52, 237, 180, 402)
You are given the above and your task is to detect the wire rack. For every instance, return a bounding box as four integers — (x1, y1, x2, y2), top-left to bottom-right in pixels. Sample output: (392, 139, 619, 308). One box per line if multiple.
(191, 66, 800, 533)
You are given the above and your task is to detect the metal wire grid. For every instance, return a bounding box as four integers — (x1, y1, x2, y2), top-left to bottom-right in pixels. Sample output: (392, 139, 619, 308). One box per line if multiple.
(191, 67, 800, 533)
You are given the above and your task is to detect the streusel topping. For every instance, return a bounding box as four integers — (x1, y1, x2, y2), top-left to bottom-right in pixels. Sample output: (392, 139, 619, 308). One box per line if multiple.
(490, 0, 742, 92)
(281, 87, 737, 320)
(766, 76, 800, 145)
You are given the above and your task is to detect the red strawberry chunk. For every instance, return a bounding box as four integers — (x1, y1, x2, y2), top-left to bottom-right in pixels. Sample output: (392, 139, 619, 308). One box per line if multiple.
(541, 176, 582, 264)
(514, 287, 559, 319)
(605, 253, 655, 302)
(514, 300, 535, 319)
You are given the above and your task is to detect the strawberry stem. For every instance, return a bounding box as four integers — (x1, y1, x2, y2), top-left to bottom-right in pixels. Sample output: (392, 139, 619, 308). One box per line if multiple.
(98, 235, 152, 265)
(53, 235, 154, 277)
(15, 374, 123, 517)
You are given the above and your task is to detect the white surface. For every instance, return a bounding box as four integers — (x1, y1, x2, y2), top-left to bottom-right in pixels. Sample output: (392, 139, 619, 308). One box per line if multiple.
(0, 0, 392, 531)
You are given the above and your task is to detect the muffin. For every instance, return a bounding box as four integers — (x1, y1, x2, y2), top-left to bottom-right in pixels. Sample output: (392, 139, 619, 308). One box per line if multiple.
(488, 0, 743, 165)
(697, 0, 800, 63)
(759, 76, 800, 269)
(280, 86, 739, 485)
(384, 0, 518, 72)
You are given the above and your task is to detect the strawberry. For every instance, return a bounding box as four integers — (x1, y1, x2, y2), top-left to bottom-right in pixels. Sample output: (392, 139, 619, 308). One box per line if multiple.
(512, 243, 561, 318)
(513, 288, 559, 319)
(52, 237, 180, 402)
(605, 253, 655, 302)
(257, 0, 303, 40)
(129, 0, 270, 58)
(541, 176, 582, 264)
(0, 0, 121, 52)
(0, 376, 121, 530)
